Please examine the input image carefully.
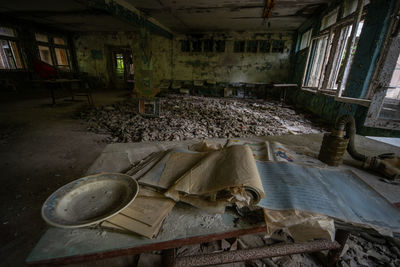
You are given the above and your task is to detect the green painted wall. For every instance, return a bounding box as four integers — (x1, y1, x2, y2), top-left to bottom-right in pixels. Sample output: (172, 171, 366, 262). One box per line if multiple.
(73, 31, 172, 89)
(172, 32, 294, 83)
(289, 0, 400, 137)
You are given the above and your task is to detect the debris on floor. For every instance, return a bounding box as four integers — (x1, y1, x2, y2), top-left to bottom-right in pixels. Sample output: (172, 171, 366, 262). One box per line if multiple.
(173, 232, 400, 267)
(79, 95, 325, 143)
(337, 233, 400, 267)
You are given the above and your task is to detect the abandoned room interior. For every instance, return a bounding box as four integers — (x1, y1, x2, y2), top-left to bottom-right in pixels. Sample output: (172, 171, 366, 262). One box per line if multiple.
(1, 0, 400, 266)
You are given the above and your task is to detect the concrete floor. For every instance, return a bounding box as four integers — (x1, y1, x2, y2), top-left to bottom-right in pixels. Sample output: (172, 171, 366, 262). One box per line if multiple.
(0, 91, 128, 266)
(1, 90, 399, 266)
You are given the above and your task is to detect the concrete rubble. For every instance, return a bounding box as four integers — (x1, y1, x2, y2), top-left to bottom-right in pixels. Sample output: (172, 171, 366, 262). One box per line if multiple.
(79, 95, 325, 143)
(173, 232, 400, 266)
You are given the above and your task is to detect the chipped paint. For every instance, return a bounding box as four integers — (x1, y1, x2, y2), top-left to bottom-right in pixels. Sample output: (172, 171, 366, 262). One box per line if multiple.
(74, 31, 172, 89)
(172, 31, 294, 83)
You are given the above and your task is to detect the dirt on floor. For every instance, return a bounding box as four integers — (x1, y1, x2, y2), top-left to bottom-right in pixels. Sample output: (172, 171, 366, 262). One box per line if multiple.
(0, 91, 127, 266)
(2, 91, 398, 267)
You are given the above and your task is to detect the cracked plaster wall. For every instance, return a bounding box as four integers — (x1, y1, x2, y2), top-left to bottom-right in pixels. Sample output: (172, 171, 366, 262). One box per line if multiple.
(172, 32, 294, 83)
(73, 31, 172, 89)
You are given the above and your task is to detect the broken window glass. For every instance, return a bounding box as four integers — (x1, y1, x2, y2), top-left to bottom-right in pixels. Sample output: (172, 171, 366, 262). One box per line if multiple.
(246, 40, 258, 53)
(215, 40, 225, 52)
(259, 40, 271, 53)
(203, 39, 213, 52)
(192, 40, 202, 52)
(180, 40, 190, 52)
(272, 40, 285, 53)
(234, 41, 245, 53)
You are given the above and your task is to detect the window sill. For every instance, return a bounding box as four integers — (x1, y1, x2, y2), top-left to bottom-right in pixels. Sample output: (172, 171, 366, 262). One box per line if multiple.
(0, 69, 27, 72)
(301, 87, 318, 93)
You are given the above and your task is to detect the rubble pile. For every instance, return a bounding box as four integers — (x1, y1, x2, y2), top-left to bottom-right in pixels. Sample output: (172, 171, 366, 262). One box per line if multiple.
(79, 95, 324, 143)
(337, 233, 400, 267)
(174, 232, 400, 266)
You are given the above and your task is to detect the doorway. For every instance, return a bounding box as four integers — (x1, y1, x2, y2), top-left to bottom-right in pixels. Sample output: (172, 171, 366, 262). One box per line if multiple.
(109, 47, 134, 89)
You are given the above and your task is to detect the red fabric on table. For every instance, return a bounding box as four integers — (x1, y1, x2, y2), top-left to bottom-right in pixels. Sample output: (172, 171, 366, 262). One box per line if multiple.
(33, 59, 58, 80)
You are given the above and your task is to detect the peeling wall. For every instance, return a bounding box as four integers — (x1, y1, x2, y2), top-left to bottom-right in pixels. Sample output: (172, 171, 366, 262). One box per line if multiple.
(172, 32, 294, 83)
(73, 31, 172, 89)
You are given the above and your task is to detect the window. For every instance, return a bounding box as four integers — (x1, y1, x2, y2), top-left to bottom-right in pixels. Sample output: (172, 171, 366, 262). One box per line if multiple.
(38, 45, 53, 65)
(304, 36, 329, 88)
(302, 0, 365, 94)
(191, 40, 202, 52)
(320, 8, 338, 30)
(54, 48, 69, 70)
(0, 26, 23, 70)
(180, 40, 190, 52)
(272, 40, 285, 53)
(246, 40, 258, 53)
(215, 40, 225, 52)
(259, 40, 271, 53)
(35, 33, 49, 43)
(299, 29, 312, 50)
(325, 21, 364, 90)
(204, 39, 213, 52)
(234, 41, 245, 53)
(36, 33, 71, 70)
(364, 2, 400, 130)
(115, 53, 124, 75)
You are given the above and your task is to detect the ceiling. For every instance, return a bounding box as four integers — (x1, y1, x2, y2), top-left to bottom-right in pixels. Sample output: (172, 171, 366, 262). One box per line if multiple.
(0, 0, 331, 33)
(0, 0, 138, 32)
(130, 0, 331, 32)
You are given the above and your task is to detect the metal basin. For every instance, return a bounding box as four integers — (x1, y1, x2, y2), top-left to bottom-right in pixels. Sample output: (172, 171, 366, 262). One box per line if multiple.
(42, 173, 139, 228)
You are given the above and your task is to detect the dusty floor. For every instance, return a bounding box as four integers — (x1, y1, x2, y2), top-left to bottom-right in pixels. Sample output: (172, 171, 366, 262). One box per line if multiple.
(0, 91, 127, 266)
(1, 91, 398, 267)
(0, 91, 324, 266)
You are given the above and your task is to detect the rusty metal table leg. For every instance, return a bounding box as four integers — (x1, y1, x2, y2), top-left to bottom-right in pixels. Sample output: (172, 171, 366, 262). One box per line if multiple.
(162, 248, 175, 267)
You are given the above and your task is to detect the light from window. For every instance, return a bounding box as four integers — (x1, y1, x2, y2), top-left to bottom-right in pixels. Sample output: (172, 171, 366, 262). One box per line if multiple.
(326, 25, 353, 89)
(320, 8, 338, 30)
(343, 0, 370, 18)
(336, 20, 364, 91)
(38, 45, 53, 65)
(379, 54, 400, 121)
(0, 27, 15, 37)
(35, 33, 49, 43)
(304, 36, 329, 88)
(299, 29, 312, 50)
(386, 54, 400, 100)
(0, 39, 23, 69)
(55, 48, 69, 70)
(53, 37, 66, 45)
(115, 53, 124, 75)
